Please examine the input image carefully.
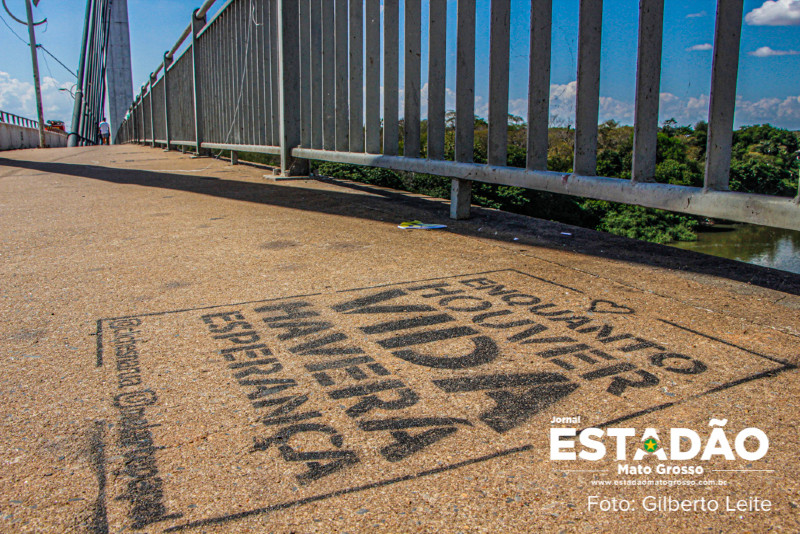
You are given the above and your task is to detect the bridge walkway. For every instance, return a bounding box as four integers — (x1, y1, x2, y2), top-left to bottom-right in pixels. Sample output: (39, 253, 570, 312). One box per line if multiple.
(1, 145, 798, 532)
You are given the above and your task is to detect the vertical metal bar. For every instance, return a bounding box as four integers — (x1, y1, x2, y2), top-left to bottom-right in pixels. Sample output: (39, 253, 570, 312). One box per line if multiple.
(245, 0, 255, 145)
(322, 0, 336, 149)
(263, 0, 274, 146)
(242, 0, 252, 146)
(234, 2, 242, 145)
(310, 0, 323, 149)
(455, 0, 475, 164)
(704, 0, 744, 191)
(227, 5, 235, 144)
(278, 0, 309, 175)
(203, 17, 212, 143)
(163, 52, 172, 149)
(216, 13, 225, 144)
(451, 0, 476, 220)
(427, 0, 447, 160)
(238, 2, 247, 144)
(240, 2, 249, 145)
(270, 0, 282, 145)
(250, 4, 257, 145)
(335, 0, 349, 151)
(263, 0, 271, 147)
(192, 9, 205, 153)
(488, 0, 511, 166)
(300, 0, 312, 147)
(383, 0, 399, 155)
(450, 177, 472, 220)
(132, 95, 137, 142)
(219, 9, 226, 143)
(233, 0, 241, 144)
(135, 96, 139, 143)
(349, 0, 364, 152)
(208, 27, 216, 144)
(404, 0, 421, 157)
(365, 0, 381, 153)
(216, 20, 223, 144)
(527, 0, 552, 170)
(252, 1, 260, 145)
(573, 0, 603, 176)
(631, 0, 664, 183)
(227, 9, 236, 143)
(202, 25, 209, 143)
(251, 0, 260, 146)
(149, 74, 156, 146)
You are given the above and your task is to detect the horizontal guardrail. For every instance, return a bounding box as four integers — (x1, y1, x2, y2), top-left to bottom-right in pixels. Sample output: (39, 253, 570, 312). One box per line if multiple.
(1, 110, 40, 130)
(116, 0, 800, 231)
(1, 111, 68, 150)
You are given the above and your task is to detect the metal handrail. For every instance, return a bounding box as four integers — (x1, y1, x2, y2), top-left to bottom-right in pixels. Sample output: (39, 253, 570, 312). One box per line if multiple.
(0, 110, 39, 129)
(115, 0, 800, 230)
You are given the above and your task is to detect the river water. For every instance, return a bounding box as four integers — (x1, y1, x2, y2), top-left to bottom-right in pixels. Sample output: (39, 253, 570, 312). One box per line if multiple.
(670, 224, 800, 275)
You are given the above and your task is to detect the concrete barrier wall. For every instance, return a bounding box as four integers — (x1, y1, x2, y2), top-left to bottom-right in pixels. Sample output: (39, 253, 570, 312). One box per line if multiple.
(0, 122, 68, 151)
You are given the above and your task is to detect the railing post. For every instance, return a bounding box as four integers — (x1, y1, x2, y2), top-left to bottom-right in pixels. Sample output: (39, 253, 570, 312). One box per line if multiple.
(278, 0, 309, 176)
(382, 0, 399, 155)
(404, 0, 421, 157)
(132, 99, 137, 143)
(191, 8, 207, 156)
(163, 51, 173, 151)
(137, 95, 142, 144)
(631, 0, 665, 183)
(574, 0, 603, 176)
(527, 0, 552, 171)
(141, 84, 148, 144)
(704, 0, 744, 191)
(451, 0, 476, 220)
(148, 73, 156, 147)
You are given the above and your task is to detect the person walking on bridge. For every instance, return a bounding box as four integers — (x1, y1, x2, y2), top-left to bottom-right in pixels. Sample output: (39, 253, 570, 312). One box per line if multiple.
(98, 118, 110, 145)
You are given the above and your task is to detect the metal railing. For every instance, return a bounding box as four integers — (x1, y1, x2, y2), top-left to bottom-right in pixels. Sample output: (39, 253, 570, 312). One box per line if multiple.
(116, 0, 800, 230)
(1, 110, 40, 129)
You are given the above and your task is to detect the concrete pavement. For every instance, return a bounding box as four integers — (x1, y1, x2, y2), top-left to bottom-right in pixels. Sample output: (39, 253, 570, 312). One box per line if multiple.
(1, 145, 799, 533)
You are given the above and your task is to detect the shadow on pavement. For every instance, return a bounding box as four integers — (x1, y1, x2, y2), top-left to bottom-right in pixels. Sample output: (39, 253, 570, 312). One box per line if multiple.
(2, 155, 798, 296)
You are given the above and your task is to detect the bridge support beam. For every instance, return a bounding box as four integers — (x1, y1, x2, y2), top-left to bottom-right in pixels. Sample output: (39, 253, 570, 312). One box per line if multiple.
(106, 0, 133, 144)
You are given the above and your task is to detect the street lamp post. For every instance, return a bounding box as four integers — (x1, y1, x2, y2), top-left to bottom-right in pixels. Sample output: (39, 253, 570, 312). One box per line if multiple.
(4, 0, 48, 147)
(23, 0, 46, 148)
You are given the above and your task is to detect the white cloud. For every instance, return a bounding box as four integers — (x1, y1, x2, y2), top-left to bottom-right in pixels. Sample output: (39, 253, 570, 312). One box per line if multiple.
(686, 11, 707, 18)
(535, 87, 800, 130)
(657, 91, 800, 128)
(736, 94, 800, 125)
(745, 0, 800, 26)
(659, 93, 709, 125)
(0, 71, 74, 124)
(687, 43, 713, 52)
(544, 81, 634, 126)
(749, 46, 800, 57)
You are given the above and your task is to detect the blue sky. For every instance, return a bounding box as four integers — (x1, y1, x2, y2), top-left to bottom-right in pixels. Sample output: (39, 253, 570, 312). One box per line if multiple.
(1, 0, 799, 129)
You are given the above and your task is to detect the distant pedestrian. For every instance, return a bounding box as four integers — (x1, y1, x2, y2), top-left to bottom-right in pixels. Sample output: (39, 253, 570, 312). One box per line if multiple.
(99, 118, 110, 145)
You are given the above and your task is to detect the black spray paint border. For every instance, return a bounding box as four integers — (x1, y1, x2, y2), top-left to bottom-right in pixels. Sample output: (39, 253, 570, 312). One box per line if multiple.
(91, 268, 796, 531)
